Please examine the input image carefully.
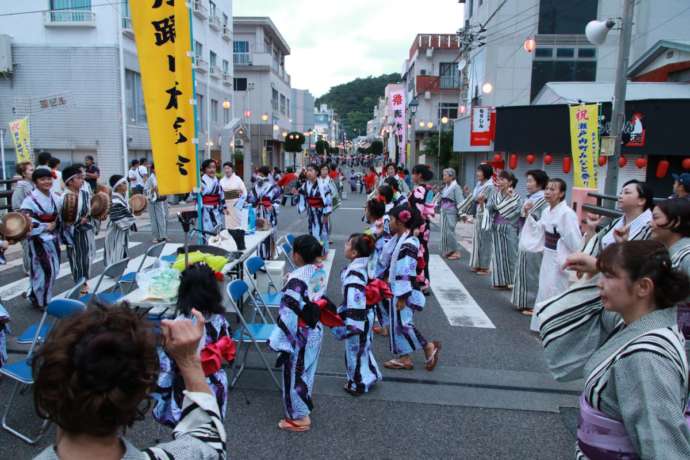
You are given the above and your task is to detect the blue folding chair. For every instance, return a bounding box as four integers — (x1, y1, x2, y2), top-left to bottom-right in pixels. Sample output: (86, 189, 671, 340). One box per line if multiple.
(15, 278, 86, 345)
(225, 280, 280, 390)
(80, 258, 129, 305)
(120, 241, 167, 293)
(244, 256, 283, 320)
(1, 298, 86, 444)
(276, 242, 296, 271)
(285, 233, 295, 246)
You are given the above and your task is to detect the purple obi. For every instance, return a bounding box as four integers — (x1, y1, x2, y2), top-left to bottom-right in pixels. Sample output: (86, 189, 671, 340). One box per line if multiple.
(494, 214, 511, 225)
(440, 198, 456, 211)
(678, 303, 690, 340)
(544, 230, 560, 250)
(578, 394, 690, 459)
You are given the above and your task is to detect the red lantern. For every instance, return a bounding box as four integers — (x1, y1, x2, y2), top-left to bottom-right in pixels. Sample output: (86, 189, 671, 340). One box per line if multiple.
(543, 153, 553, 165)
(683, 158, 690, 171)
(563, 157, 572, 174)
(598, 156, 607, 167)
(493, 153, 503, 163)
(618, 156, 628, 168)
(526, 153, 536, 164)
(509, 153, 518, 170)
(635, 157, 647, 169)
(656, 160, 670, 179)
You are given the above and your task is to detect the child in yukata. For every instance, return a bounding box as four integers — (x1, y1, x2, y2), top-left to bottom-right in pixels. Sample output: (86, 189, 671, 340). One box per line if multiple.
(268, 235, 328, 432)
(152, 263, 235, 427)
(365, 197, 394, 337)
(383, 205, 441, 371)
(332, 233, 382, 396)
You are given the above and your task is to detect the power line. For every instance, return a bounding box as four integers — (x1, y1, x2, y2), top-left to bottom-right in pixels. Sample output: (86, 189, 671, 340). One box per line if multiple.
(0, 1, 126, 18)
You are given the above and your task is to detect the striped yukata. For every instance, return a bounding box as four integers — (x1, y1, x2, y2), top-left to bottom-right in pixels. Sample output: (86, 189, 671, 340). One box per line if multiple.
(35, 392, 226, 460)
(297, 179, 333, 253)
(409, 184, 435, 287)
(487, 190, 523, 288)
(388, 231, 428, 356)
(145, 173, 168, 241)
(11, 179, 34, 275)
(199, 174, 225, 234)
(104, 192, 136, 266)
(511, 192, 547, 310)
(438, 181, 464, 255)
(21, 190, 61, 309)
(538, 294, 690, 458)
(669, 238, 690, 356)
(248, 180, 282, 260)
(332, 257, 382, 393)
(0, 302, 9, 369)
(268, 263, 328, 420)
(458, 181, 494, 271)
(372, 217, 394, 329)
(61, 188, 94, 283)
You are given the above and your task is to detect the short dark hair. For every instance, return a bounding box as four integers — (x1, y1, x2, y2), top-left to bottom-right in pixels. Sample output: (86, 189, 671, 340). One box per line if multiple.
(33, 305, 159, 437)
(390, 204, 424, 230)
(177, 263, 225, 316)
(109, 174, 124, 188)
(654, 198, 690, 238)
(377, 185, 394, 203)
(131, 159, 140, 167)
(222, 162, 234, 169)
(257, 165, 271, 176)
(526, 169, 549, 190)
(623, 180, 655, 211)
(292, 234, 323, 264)
(139, 157, 148, 164)
(348, 233, 375, 258)
(498, 170, 518, 188)
(201, 159, 217, 171)
(384, 176, 400, 192)
(366, 198, 385, 219)
(37, 152, 52, 166)
(477, 163, 493, 181)
(549, 178, 567, 199)
(48, 157, 60, 169)
(597, 240, 690, 309)
(412, 164, 433, 181)
(85, 155, 94, 162)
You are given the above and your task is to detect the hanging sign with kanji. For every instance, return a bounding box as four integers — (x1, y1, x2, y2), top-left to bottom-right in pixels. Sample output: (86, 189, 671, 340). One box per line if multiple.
(470, 107, 494, 146)
(130, 0, 197, 195)
(568, 103, 599, 190)
(8, 118, 32, 163)
(388, 88, 406, 162)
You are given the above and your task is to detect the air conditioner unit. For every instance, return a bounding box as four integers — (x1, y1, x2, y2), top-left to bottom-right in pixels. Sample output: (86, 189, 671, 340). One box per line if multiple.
(0, 35, 13, 74)
(426, 48, 433, 58)
(424, 91, 431, 100)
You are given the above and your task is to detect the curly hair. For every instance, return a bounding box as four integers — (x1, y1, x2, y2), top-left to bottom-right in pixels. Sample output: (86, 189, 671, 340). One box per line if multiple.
(33, 305, 159, 437)
(177, 263, 225, 316)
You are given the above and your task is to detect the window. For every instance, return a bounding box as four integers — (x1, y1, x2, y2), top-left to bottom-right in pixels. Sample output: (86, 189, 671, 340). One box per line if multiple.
(531, 60, 596, 100)
(535, 48, 553, 58)
(194, 41, 203, 59)
(287, 99, 290, 118)
(49, 0, 92, 22)
(233, 78, 247, 91)
(578, 48, 596, 58)
(211, 99, 218, 123)
(125, 70, 146, 125)
(272, 89, 279, 111)
(556, 48, 575, 58)
(222, 59, 229, 74)
(538, 0, 598, 34)
(233, 40, 250, 65)
(438, 102, 459, 120)
(280, 94, 286, 115)
(210, 50, 217, 68)
(223, 107, 229, 124)
(209, 0, 216, 17)
(439, 62, 459, 88)
(197, 94, 204, 127)
(233, 41, 249, 53)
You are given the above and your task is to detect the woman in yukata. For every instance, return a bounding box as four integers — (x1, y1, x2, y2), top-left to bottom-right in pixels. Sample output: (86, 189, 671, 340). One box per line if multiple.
(199, 159, 226, 235)
(248, 166, 282, 259)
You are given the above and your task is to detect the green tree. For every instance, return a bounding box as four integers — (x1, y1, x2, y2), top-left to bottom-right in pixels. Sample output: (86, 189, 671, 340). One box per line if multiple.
(420, 131, 457, 170)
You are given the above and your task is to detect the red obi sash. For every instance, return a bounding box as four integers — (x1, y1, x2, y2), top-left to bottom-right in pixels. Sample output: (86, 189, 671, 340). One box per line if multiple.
(200, 336, 237, 376)
(307, 197, 324, 208)
(365, 279, 393, 306)
(202, 195, 220, 206)
(258, 197, 273, 208)
(37, 213, 58, 223)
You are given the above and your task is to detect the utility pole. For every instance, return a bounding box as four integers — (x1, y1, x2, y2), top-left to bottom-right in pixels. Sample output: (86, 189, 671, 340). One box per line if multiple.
(603, 0, 635, 201)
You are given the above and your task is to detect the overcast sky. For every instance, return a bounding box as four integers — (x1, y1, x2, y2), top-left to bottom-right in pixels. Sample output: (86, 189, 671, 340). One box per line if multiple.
(234, 0, 465, 97)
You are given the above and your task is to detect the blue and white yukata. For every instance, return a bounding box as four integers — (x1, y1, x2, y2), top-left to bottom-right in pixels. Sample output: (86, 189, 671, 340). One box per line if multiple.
(297, 179, 332, 253)
(372, 217, 395, 329)
(388, 231, 428, 356)
(248, 180, 282, 260)
(61, 188, 94, 282)
(269, 263, 328, 420)
(104, 192, 136, 266)
(200, 174, 225, 234)
(0, 279, 9, 368)
(332, 257, 382, 393)
(153, 314, 232, 427)
(21, 190, 61, 309)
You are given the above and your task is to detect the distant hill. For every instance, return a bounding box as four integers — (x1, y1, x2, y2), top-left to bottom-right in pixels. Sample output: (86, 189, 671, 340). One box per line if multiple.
(316, 73, 401, 139)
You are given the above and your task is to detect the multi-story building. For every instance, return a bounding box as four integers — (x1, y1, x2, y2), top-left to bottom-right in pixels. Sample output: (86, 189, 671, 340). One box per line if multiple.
(313, 104, 340, 145)
(456, 0, 690, 192)
(290, 89, 315, 135)
(0, 0, 234, 180)
(232, 16, 292, 170)
(401, 33, 462, 170)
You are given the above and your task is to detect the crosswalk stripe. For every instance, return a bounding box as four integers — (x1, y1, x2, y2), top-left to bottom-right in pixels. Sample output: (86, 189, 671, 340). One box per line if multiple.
(0, 242, 141, 301)
(428, 254, 495, 328)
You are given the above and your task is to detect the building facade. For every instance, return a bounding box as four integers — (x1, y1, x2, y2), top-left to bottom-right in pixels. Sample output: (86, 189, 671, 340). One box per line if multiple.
(313, 104, 340, 145)
(290, 88, 315, 134)
(232, 16, 292, 171)
(0, 0, 234, 180)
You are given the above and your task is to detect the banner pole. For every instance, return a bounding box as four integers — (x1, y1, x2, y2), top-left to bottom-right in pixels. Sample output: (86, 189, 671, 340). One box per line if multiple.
(0, 128, 6, 181)
(186, 3, 204, 244)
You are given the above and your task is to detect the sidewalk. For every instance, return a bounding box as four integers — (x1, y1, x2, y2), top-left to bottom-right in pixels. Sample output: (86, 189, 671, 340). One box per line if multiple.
(431, 215, 474, 253)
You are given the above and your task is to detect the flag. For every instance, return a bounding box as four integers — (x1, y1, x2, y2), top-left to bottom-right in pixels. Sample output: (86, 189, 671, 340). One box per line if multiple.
(569, 104, 599, 190)
(8, 118, 32, 163)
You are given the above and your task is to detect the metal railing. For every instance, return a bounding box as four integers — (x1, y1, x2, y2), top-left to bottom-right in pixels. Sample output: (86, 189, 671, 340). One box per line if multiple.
(222, 73, 232, 85)
(222, 25, 232, 41)
(233, 53, 251, 65)
(209, 65, 221, 78)
(193, 57, 208, 72)
(440, 75, 460, 89)
(192, 0, 208, 18)
(44, 10, 96, 26)
(209, 15, 221, 30)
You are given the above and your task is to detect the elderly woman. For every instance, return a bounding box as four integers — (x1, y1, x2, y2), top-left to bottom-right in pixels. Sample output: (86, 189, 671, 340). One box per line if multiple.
(32, 306, 226, 459)
(438, 168, 464, 260)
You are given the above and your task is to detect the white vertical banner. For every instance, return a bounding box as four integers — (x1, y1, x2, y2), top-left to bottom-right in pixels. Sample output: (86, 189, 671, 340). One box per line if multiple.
(389, 88, 406, 163)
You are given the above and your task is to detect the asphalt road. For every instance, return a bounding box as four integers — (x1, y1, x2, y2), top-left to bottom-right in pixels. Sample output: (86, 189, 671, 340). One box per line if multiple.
(0, 192, 579, 459)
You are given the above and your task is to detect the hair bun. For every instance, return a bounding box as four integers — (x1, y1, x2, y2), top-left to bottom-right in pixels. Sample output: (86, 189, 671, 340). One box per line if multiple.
(73, 331, 136, 393)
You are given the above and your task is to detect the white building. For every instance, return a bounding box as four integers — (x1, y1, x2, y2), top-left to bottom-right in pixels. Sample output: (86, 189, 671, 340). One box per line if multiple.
(0, 0, 234, 180)
(232, 16, 292, 170)
(313, 104, 339, 145)
(290, 89, 315, 134)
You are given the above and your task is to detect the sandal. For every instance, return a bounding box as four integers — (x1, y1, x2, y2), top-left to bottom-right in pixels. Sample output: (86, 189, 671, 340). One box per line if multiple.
(521, 309, 534, 316)
(373, 326, 389, 337)
(383, 358, 414, 370)
(343, 385, 364, 397)
(425, 341, 442, 371)
(278, 419, 311, 432)
(447, 253, 461, 260)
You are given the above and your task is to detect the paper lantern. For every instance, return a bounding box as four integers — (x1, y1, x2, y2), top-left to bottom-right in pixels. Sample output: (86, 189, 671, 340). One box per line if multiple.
(683, 158, 690, 170)
(562, 157, 572, 174)
(493, 158, 505, 170)
(509, 153, 518, 170)
(526, 153, 536, 164)
(635, 157, 647, 169)
(543, 153, 553, 165)
(493, 153, 503, 163)
(618, 156, 628, 168)
(656, 160, 670, 179)
(598, 156, 607, 167)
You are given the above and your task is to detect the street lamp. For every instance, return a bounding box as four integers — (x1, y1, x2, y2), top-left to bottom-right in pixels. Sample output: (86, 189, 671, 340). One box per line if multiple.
(222, 100, 231, 110)
(482, 82, 493, 94)
(261, 113, 269, 122)
(419, 121, 425, 128)
(585, 1, 635, 201)
(427, 121, 434, 129)
(441, 116, 449, 125)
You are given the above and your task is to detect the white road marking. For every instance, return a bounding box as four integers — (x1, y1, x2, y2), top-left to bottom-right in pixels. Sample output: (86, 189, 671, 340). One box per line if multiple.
(428, 254, 495, 328)
(0, 242, 141, 301)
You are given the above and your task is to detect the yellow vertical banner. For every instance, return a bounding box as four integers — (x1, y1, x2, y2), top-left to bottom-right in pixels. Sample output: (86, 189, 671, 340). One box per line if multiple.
(130, 0, 197, 195)
(8, 118, 32, 163)
(569, 104, 599, 190)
